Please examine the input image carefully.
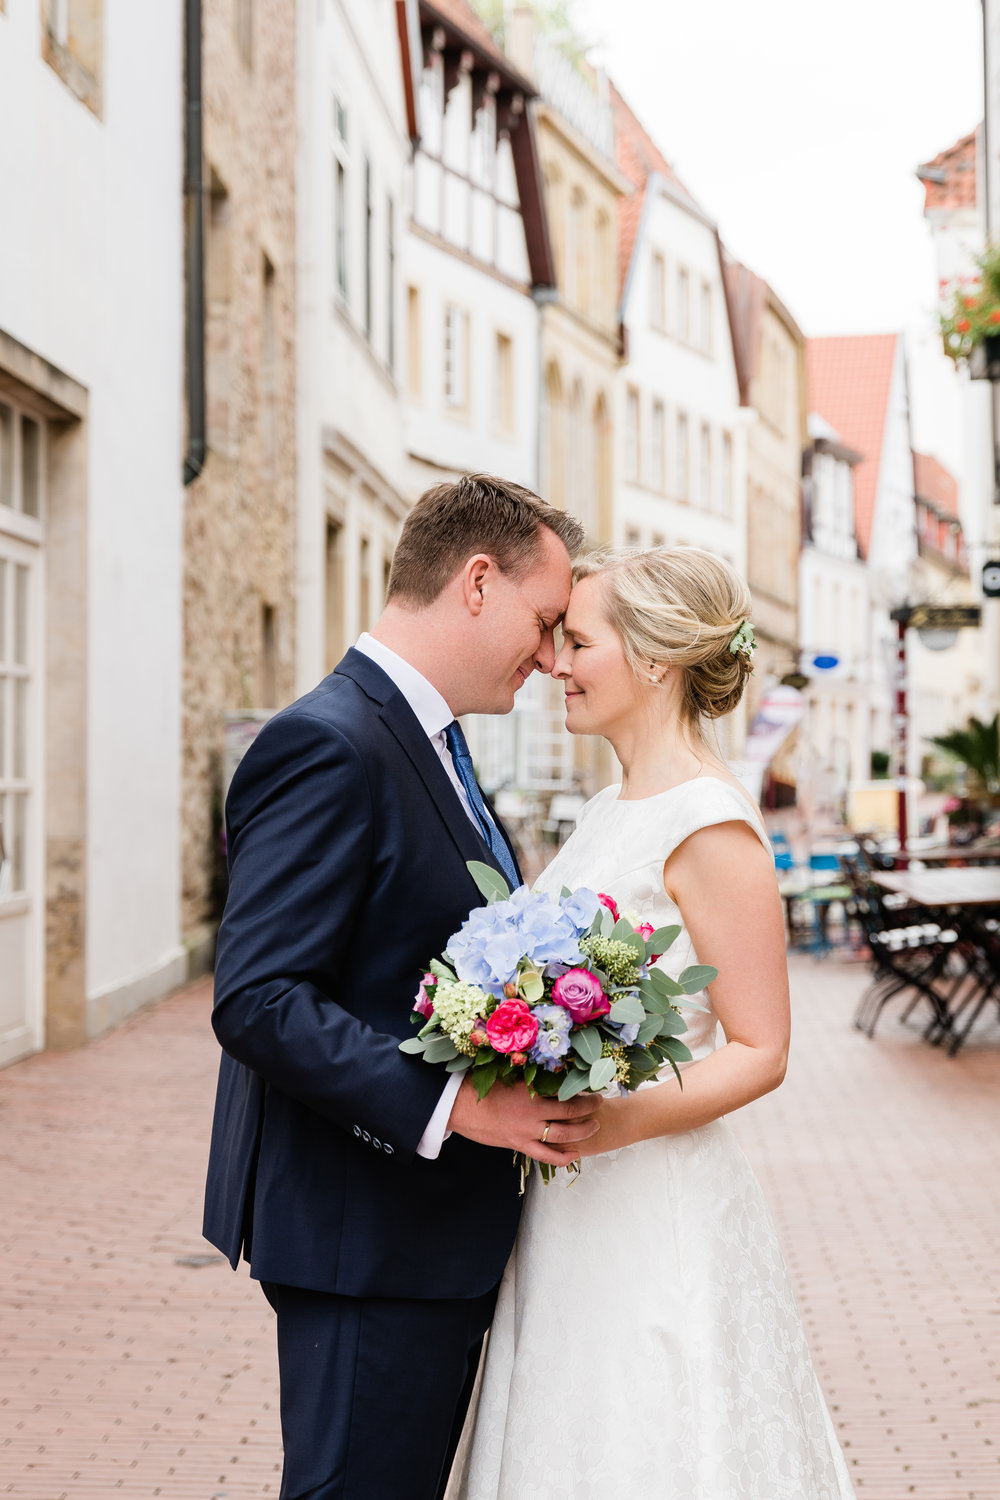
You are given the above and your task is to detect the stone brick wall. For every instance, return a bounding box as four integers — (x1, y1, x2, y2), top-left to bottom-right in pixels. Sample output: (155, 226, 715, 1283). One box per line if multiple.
(181, 0, 297, 949)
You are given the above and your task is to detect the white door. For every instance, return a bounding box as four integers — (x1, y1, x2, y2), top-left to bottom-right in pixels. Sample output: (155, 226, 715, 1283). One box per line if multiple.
(0, 397, 45, 1065)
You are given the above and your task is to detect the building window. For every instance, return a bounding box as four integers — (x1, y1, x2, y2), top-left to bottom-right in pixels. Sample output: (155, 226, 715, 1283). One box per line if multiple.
(360, 536, 371, 632)
(386, 196, 396, 370)
(595, 211, 611, 326)
(625, 387, 640, 483)
(325, 521, 345, 673)
(650, 252, 666, 330)
(493, 332, 514, 435)
(333, 98, 349, 300)
(444, 305, 470, 410)
(471, 97, 495, 190)
(0, 400, 45, 521)
(675, 411, 689, 498)
(720, 431, 732, 515)
(699, 423, 711, 508)
(565, 190, 583, 309)
(235, 0, 253, 67)
(260, 255, 276, 483)
(700, 281, 712, 353)
(676, 266, 690, 342)
(41, 0, 103, 116)
(406, 286, 421, 400)
(651, 399, 665, 492)
(363, 158, 373, 341)
(625, 527, 641, 548)
(259, 603, 277, 709)
(541, 361, 564, 507)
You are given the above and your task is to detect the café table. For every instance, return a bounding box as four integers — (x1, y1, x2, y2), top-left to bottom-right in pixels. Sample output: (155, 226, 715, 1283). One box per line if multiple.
(908, 842, 1000, 868)
(871, 869, 1000, 1052)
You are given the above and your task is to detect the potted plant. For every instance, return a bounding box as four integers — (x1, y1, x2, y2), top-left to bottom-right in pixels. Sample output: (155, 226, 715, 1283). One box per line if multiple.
(940, 243, 1000, 377)
(925, 713, 1000, 839)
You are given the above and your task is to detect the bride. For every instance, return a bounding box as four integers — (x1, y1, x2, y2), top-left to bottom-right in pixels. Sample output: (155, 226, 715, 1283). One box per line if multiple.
(451, 547, 856, 1499)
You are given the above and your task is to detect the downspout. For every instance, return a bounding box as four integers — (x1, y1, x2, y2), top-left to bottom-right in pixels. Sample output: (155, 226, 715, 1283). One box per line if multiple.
(183, 0, 206, 485)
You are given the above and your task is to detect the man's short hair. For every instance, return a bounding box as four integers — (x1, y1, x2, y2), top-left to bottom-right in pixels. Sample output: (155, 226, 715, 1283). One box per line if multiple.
(386, 473, 585, 607)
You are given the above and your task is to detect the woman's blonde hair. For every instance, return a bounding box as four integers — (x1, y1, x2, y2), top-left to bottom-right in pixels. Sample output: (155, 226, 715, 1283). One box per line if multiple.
(573, 546, 755, 726)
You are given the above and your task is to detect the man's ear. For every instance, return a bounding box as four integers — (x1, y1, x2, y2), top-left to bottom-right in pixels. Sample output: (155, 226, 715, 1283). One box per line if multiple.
(461, 554, 492, 616)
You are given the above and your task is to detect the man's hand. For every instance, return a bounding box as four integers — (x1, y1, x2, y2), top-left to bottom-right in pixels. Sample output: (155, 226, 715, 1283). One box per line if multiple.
(448, 1078, 602, 1168)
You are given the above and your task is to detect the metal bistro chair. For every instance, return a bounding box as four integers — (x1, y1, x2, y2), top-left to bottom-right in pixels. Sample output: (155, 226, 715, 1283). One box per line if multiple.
(846, 860, 958, 1039)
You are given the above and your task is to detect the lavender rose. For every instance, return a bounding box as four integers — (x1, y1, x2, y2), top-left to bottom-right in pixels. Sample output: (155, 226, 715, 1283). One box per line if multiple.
(551, 968, 610, 1024)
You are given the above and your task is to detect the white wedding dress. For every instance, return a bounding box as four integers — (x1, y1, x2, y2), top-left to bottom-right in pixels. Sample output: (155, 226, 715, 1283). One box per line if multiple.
(451, 776, 856, 1500)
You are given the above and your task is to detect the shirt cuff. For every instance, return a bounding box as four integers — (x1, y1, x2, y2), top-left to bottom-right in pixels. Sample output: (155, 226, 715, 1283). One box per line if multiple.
(416, 1073, 464, 1160)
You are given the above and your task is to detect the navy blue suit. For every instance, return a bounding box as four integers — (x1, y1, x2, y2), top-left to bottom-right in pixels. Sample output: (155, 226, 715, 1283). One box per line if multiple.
(203, 650, 523, 1497)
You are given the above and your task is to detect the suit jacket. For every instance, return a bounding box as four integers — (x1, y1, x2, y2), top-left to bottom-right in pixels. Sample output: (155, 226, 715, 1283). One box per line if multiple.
(203, 649, 524, 1298)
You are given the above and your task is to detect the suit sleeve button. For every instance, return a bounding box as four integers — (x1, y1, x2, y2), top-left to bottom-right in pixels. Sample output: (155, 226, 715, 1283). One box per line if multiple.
(362, 1130, 371, 1144)
(383, 1143, 394, 1156)
(353, 1125, 361, 1138)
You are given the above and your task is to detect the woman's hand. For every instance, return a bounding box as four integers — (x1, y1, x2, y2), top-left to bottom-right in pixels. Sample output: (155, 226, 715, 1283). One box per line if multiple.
(574, 1092, 646, 1158)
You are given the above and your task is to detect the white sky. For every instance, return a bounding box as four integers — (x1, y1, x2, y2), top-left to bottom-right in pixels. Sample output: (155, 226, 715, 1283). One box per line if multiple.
(575, 0, 984, 479)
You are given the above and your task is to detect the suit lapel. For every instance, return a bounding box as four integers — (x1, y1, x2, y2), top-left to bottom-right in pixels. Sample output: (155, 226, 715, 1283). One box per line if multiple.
(335, 649, 515, 894)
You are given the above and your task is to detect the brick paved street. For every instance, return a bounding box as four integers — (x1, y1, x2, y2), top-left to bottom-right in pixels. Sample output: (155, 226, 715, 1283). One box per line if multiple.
(2, 957, 998, 1499)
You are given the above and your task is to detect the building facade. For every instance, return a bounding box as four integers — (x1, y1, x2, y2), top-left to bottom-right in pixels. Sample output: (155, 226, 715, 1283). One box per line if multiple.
(612, 84, 747, 758)
(798, 416, 872, 822)
(295, 0, 417, 698)
(0, 0, 185, 1060)
(725, 261, 806, 795)
(181, 0, 299, 966)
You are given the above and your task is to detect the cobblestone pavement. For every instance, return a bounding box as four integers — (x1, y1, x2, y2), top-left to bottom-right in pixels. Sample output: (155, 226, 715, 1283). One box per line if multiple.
(2, 956, 998, 1499)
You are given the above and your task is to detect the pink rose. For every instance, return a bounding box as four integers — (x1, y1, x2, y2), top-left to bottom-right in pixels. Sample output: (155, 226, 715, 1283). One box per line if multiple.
(509, 1051, 528, 1068)
(598, 893, 620, 923)
(469, 1027, 488, 1048)
(634, 922, 662, 962)
(485, 1000, 539, 1055)
(413, 986, 435, 1019)
(551, 968, 610, 1023)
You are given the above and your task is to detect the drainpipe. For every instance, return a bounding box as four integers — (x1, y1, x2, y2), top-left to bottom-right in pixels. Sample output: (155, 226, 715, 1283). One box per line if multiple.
(183, 0, 206, 485)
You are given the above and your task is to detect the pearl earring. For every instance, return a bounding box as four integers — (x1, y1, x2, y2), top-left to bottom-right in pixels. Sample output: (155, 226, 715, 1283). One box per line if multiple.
(648, 672, 659, 684)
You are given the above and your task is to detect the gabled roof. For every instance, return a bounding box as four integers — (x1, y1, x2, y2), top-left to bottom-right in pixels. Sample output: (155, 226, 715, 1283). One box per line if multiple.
(422, 0, 523, 81)
(722, 259, 768, 407)
(913, 451, 960, 523)
(917, 128, 978, 214)
(610, 81, 703, 302)
(806, 334, 899, 560)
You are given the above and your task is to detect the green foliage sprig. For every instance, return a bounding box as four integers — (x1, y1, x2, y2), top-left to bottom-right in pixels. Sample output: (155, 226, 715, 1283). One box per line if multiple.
(941, 243, 1000, 362)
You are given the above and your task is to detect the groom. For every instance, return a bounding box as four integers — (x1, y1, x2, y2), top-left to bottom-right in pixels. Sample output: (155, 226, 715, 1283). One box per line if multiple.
(203, 474, 602, 1500)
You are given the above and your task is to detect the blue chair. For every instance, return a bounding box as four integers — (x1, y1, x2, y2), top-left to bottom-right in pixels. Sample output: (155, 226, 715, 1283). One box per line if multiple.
(770, 832, 795, 872)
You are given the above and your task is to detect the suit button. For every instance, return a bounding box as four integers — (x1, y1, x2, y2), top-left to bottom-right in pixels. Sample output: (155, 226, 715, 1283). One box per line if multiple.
(372, 1138, 382, 1150)
(353, 1125, 361, 1138)
(383, 1143, 394, 1156)
(362, 1130, 371, 1144)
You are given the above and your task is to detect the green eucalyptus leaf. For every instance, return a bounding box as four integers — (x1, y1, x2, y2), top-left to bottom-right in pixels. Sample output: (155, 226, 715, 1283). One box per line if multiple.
(608, 995, 645, 1024)
(557, 1067, 592, 1101)
(429, 959, 456, 981)
(638, 982, 672, 1014)
(612, 917, 635, 942)
(423, 1035, 461, 1063)
(445, 1054, 474, 1073)
(589, 1056, 617, 1092)
(561, 885, 573, 899)
(655, 1009, 688, 1036)
(636, 1013, 664, 1045)
(679, 964, 718, 993)
(467, 860, 511, 905)
(600, 907, 615, 937)
(571, 1026, 603, 1065)
(398, 1037, 427, 1055)
(648, 925, 681, 954)
(620, 930, 646, 959)
(650, 968, 685, 997)
(660, 1036, 693, 1061)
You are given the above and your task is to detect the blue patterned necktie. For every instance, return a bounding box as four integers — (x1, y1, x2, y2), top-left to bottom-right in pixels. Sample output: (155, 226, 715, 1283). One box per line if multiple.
(444, 720, 519, 890)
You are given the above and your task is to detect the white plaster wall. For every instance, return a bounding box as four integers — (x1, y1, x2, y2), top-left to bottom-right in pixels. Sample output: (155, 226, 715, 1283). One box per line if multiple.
(0, 1, 184, 1004)
(617, 185, 746, 576)
(402, 232, 539, 490)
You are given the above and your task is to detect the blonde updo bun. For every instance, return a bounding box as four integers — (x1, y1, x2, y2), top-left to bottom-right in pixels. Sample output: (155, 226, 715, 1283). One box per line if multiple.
(573, 546, 755, 725)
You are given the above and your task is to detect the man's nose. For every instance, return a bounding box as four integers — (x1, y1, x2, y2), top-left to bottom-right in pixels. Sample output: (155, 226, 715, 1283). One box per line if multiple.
(534, 632, 557, 674)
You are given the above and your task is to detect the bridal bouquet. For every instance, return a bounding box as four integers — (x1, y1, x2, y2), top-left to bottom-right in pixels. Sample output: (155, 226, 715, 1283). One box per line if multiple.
(401, 863, 715, 1177)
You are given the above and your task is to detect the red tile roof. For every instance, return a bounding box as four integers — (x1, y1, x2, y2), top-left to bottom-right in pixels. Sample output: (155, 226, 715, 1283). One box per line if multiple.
(917, 128, 978, 214)
(610, 81, 700, 301)
(913, 451, 960, 521)
(806, 334, 899, 560)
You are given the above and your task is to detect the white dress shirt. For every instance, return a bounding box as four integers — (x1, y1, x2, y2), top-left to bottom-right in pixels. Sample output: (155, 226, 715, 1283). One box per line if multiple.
(354, 633, 497, 1159)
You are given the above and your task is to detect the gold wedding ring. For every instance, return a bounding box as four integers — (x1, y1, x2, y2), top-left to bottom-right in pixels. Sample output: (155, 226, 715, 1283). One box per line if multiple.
(540, 1121, 551, 1144)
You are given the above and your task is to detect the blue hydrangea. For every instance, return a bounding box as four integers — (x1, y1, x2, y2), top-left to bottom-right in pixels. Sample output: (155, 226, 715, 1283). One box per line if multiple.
(609, 1020, 641, 1046)
(532, 1002, 572, 1034)
(447, 890, 583, 993)
(559, 887, 602, 934)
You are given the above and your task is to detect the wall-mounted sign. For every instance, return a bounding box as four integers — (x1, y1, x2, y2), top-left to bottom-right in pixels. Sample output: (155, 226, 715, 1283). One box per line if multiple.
(891, 604, 982, 630)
